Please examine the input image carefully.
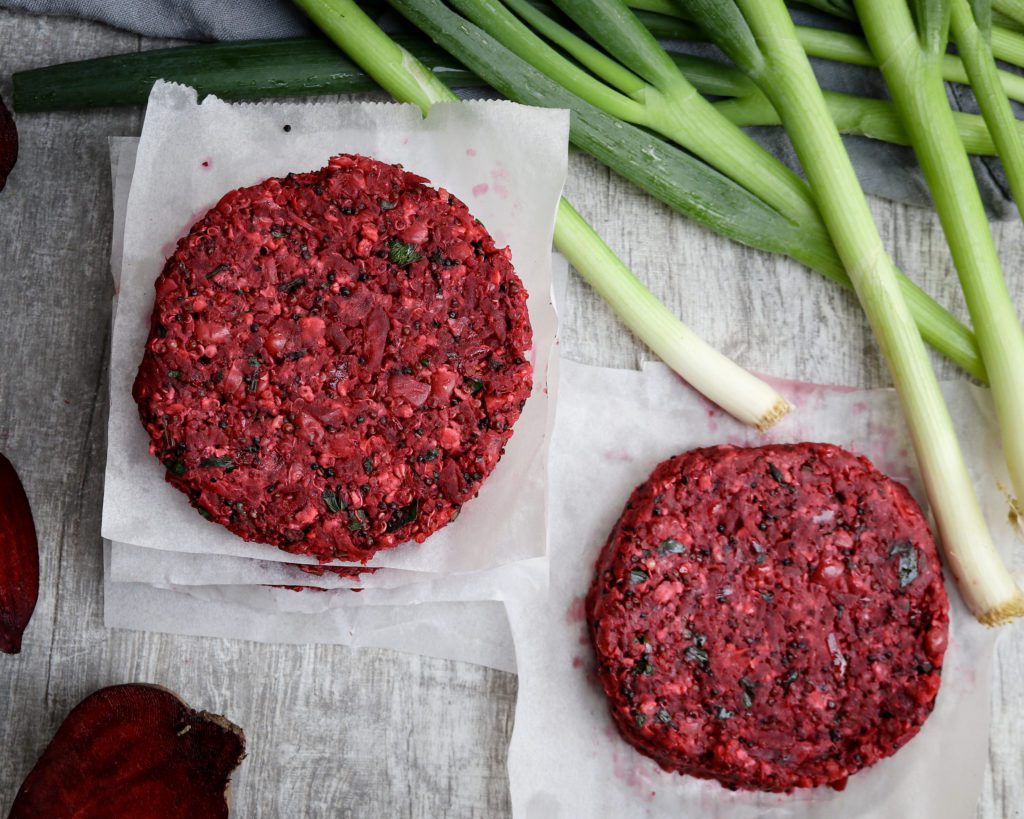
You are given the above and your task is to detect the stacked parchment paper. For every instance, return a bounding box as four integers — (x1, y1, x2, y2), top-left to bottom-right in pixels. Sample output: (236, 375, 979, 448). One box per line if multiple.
(102, 85, 1005, 817)
(101, 85, 568, 671)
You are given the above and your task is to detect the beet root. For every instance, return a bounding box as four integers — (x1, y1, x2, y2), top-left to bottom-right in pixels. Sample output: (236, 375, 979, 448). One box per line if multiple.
(8, 684, 246, 818)
(0, 94, 16, 192)
(0, 453, 38, 654)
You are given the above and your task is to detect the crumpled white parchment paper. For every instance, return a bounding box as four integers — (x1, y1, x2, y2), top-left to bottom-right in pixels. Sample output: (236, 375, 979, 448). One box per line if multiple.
(506, 360, 1008, 819)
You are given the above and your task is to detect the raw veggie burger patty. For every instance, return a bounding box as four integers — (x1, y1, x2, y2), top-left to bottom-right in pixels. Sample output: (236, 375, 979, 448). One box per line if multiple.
(134, 154, 532, 562)
(587, 443, 949, 792)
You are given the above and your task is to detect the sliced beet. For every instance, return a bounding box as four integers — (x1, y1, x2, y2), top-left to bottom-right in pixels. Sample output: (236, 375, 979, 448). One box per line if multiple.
(0, 94, 16, 192)
(8, 684, 246, 818)
(0, 453, 38, 654)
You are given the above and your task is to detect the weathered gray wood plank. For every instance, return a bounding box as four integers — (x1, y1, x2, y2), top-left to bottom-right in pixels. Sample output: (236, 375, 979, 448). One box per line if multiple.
(0, 7, 1021, 816)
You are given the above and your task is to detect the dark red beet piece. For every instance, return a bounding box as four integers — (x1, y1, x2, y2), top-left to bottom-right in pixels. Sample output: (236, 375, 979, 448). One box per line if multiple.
(7, 684, 246, 818)
(0, 94, 17, 192)
(0, 453, 38, 654)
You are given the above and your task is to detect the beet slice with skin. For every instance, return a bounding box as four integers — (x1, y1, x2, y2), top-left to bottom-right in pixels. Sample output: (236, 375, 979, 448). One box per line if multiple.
(0, 94, 16, 192)
(0, 453, 38, 654)
(8, 684, 246, 818)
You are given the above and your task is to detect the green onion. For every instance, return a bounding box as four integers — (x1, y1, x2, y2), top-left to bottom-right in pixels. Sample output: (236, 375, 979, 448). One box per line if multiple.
(784, 0, 856, 18)
(714, 85, 1019, 158)
(994, 0, 1024, 25)
(555, 199, 791, 429)
(991, 22, 1024, 65)
(853, 0, 1024, 602)
(293, 0, 792, 428)
(949, 0, 1024, 215)
(994, 8, 1024, 29)
(679, 0, 1024, 624)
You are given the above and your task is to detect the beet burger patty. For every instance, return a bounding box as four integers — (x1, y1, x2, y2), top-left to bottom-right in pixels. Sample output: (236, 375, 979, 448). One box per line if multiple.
(587, 443, 949, 792)
(134, 154, 533, 562)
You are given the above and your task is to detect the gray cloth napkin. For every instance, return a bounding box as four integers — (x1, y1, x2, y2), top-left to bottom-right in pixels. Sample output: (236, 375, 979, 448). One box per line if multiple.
(2, 0, 1017, 217)
(2, 0, 314, 40)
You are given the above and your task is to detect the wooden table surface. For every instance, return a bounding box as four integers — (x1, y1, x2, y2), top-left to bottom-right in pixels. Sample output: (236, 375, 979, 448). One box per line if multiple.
(1, 8, 1022, 817)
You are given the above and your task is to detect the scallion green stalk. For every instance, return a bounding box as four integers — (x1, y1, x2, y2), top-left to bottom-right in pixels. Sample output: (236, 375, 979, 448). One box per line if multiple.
(796, 23, 1024, 105)
(627, 0, 686, 13)
(950, 0, 1024, 217)
(292, 0, 792, 428)
(5, 20, 991, 379)
(292, 0, 454, 105)
(994, 0, 1024, 26)
(714, 85, 1016, 157)
(991, 24, 1024, 64)
(10, 36, 475, 111)
(554, 199, 791, 429)
(677, 0, 1024, 623)
(854, 0, 1024, 548)
(396, 0, 988, 384)
(775, 0, 1024, 91)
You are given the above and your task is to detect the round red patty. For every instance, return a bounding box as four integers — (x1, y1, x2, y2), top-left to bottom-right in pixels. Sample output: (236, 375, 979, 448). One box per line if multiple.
(134, 154, 532, 562)
(587, 443, 949, 792)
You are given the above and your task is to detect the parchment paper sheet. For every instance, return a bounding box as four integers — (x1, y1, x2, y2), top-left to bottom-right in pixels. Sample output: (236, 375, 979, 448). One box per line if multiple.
(109, 133, 569, 599)
(506, 360, 1007, 818)
(102, 83, 566, 573)
(108, 540, 424, 589)
(103, 544, 522, 673)
(105, 125, 548, 669)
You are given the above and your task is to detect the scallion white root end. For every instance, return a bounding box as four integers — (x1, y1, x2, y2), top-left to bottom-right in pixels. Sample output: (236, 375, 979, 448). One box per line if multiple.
(756, 398, 794, 432)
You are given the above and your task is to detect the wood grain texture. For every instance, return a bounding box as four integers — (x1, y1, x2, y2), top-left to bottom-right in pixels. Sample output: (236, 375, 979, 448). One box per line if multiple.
(0, 8, 1021, 816)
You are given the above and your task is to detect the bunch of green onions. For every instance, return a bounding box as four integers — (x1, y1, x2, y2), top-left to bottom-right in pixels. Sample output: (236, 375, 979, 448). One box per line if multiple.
(19, 9, 1018, 381)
